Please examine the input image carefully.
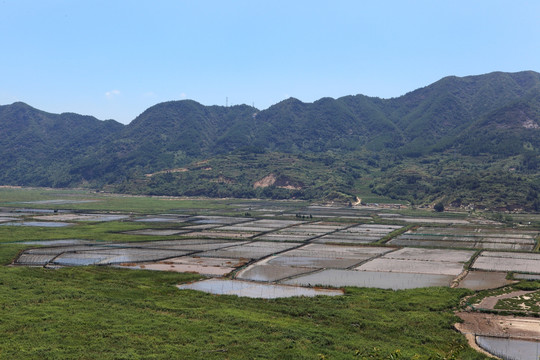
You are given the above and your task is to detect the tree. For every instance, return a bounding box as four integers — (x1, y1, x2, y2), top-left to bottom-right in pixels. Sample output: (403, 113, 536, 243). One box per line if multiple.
(434, 202, 444, 212)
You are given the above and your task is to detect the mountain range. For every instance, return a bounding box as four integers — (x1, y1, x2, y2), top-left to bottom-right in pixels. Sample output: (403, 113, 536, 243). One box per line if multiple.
(1, 71, 540, 209)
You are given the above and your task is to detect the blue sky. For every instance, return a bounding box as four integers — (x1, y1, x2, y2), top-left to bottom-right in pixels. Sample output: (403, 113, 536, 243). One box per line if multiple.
(1, 0, 539, 124)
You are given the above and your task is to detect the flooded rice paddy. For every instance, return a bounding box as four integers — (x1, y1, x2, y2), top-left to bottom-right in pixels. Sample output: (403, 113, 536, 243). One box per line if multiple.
(11, 204, 540, 294)
(119, 256, 248, 276)
(472, 252, 540, 274)
(515, 273, 540, 281)
(391, 226, 538, 251)
(282, 269, 455, 290)
(177, 278, 344, 298)
(476, 336, 540, 360)
(457, 271, 514, 290)
(5, 199, 540, 301)
(35, 213, 130, 222)
(356, 248, 474, 276)
(314, 224, 402, 244)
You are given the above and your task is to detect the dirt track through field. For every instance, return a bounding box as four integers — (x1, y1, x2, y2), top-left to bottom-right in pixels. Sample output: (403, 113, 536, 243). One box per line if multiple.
(475, 290, 536, 310)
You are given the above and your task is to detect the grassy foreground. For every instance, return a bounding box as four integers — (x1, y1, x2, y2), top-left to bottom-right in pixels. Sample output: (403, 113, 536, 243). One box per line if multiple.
(0, 188, 487, 358)
(0, 245, 487, 360)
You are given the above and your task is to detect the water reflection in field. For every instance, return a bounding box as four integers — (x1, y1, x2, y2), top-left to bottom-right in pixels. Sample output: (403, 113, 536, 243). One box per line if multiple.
(282, 269, 454, 290)
(476, 336, 540, 360)
(178, 278, 343, 298)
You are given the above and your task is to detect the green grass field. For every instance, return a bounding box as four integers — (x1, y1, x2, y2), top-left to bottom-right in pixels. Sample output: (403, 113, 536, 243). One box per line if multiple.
(0, 187, 493, 359)
(0, 244, 487, 359)
(0, 187, 243, 213)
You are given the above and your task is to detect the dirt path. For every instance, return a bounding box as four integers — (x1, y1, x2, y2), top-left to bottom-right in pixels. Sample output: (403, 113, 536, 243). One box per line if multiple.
(475, 290, 536, 310)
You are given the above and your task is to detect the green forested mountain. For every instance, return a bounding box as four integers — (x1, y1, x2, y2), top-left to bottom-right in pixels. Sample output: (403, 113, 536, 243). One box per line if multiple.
(1, 71, 540, 209)
(0, 102, 123, 187)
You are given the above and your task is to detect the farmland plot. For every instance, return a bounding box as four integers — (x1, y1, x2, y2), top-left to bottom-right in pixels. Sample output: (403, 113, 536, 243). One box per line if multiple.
(283, 269, 456, 290)
(188, 230, 256, 239)
(315, 224, 403, 244)
(319, 224, 402, 243)
(178, 278, 343, 298)
(237, 244, 392, 282)
(52, 249, 192, 266)
(389, 226, 538, 251)
(255, 221, 351, 242)
(389, 217, 469, 224)
(457, 271, 514, 290)
(123, 229, 191, 236)
(187, 215, 252, 225)
(284, 248, 474, 289)
(219, 219, 304, 233)
(34, 213, 130, 222)
(111, 239, 248, 251)
(119, 256, 249, 276)
(197, 241, 302, 260)
(471, 251, 540, 274)
(15, 239, 248, 268)
(356, 248, 474, 276)
(134, 215, 190, 223)
(235, 263, 315, 282)
(296, 205, 374, 218)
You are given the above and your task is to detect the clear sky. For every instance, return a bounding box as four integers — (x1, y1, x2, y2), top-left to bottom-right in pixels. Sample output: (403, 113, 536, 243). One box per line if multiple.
(1, 0, 539, 124)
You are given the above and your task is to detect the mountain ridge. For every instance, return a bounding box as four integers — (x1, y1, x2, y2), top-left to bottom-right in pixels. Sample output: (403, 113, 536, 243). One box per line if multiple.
(1, 70, 540, 208)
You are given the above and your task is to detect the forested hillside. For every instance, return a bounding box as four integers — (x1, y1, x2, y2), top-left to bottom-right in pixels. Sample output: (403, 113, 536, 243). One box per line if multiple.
(0, 102, 123, 187)
(1, 71, 540, 209)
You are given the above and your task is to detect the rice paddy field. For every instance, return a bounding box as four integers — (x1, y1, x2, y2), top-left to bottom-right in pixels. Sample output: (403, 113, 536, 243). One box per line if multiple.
(2, 187, 540, 359)
(390, 226, 538, 251)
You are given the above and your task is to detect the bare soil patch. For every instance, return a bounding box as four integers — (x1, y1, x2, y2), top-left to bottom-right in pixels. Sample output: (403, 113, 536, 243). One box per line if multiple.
(456, 312, 540, 341)
(253, 174, 276, 189)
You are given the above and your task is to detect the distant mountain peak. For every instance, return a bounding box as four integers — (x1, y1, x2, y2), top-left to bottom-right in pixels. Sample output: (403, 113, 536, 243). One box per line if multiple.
(1, 70, 539, 207)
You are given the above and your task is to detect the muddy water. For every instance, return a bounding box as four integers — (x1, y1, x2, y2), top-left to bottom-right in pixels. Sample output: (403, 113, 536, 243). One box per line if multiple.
(177, 279, 343, 298)
(237, 264, 314, 282)
(457, 271, 513, 290)
(268, 256, 361, 269)
(476, 336, 540, 360)
(515, 274, 540, 281)
(282, 269, 454, 290)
